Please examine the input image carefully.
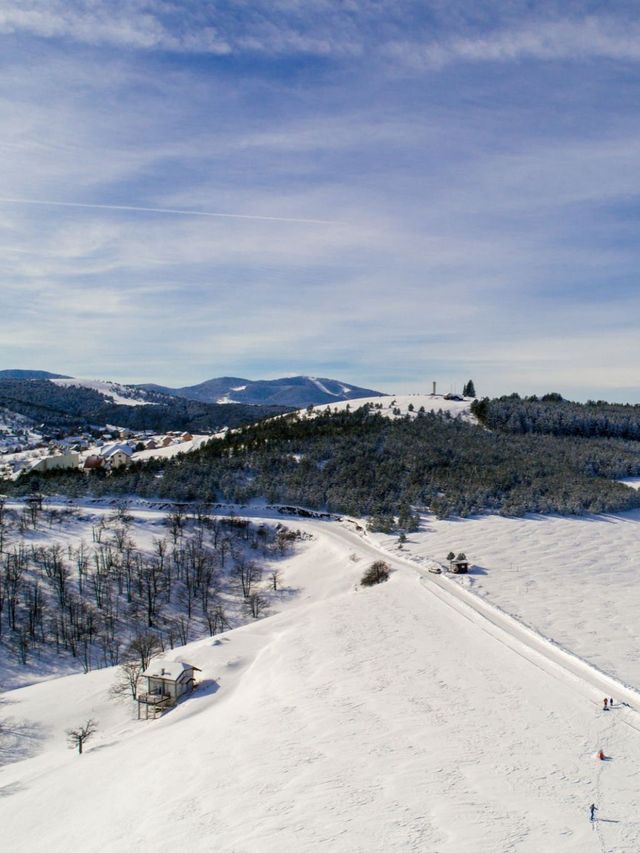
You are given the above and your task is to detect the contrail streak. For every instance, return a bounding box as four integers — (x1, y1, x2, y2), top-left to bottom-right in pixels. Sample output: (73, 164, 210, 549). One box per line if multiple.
(0, 196, 340, 225)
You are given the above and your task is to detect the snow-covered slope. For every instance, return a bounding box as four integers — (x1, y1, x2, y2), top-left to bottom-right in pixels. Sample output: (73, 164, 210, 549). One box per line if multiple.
(51, 378, 153, 406)
(374, 509, 640, 690)
(2, 509, 638, 851)
(306, 393, 475, 421)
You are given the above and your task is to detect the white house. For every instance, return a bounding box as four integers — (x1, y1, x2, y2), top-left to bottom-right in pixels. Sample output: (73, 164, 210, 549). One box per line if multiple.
(137, 660, 201, 719)
(100, 443, 133, 469)
(28, 452, 80, 473)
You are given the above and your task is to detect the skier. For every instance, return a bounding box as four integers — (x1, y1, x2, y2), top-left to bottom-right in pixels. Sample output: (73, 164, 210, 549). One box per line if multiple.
(590, 803, 597, 821)
(603, 697, 608, 710)
(598, 749, 605, 760)
(610, 697, 614, 708)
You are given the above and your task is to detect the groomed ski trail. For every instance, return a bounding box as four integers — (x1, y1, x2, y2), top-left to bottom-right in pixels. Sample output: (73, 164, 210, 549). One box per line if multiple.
(317, 519, 640, 717)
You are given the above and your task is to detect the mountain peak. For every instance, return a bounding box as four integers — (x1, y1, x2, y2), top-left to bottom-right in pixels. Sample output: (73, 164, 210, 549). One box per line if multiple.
(138, 375, 385, 407)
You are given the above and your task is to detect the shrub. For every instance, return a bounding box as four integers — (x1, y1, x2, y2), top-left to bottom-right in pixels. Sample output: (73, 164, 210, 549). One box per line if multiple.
(361, 560, 390, 587)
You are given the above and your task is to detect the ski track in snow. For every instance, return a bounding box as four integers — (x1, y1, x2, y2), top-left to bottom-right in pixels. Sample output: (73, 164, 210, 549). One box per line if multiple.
(1, 504, 640, 850)
(309, 377, 341, 397)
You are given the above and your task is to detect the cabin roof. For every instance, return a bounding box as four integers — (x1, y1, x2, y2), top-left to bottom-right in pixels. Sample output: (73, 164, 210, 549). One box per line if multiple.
(100, 442, 133, 460)
(142, 660, 201, 681)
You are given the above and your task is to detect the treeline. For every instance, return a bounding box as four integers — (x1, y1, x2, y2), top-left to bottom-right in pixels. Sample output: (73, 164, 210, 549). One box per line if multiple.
(6, 407, 640, 518)
(0, 379, 290, 434)
(472, 394, 640, 441)
(0, 499, 300, 670)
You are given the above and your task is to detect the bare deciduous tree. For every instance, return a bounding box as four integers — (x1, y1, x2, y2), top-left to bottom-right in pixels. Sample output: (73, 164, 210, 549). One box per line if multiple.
(128, 632, 161, 671)
(245, 592, 268, 619)
(269, 568, 281, 591)
(66, 718, 97, 754)
(110, 661, 143, 701)
(233, 558, 261, 598)
(166, 508, 185, 545)
(205, 603, 229, 636)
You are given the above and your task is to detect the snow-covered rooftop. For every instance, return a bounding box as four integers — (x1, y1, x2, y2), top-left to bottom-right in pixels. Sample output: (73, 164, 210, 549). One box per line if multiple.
(100, 443, 133, 459)
(142, 660, 198, 680)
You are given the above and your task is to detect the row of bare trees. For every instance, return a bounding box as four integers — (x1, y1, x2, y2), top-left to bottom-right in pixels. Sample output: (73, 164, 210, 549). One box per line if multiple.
(0, 502, 299, 672)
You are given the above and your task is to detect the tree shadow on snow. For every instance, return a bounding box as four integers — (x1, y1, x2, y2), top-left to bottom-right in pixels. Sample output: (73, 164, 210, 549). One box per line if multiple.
(275, 585, 300, 599)
(0, 781, 24, 798)
(0, 718, 47, 766)
(468, 564, 488, 575)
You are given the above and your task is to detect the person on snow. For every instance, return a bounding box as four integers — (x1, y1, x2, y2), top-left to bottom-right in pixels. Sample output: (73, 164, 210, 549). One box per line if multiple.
(598, 749, 606, 760)
(590, 803, 597, 821)
(603, 698, 608, 710)
(610, 697, 614, 708)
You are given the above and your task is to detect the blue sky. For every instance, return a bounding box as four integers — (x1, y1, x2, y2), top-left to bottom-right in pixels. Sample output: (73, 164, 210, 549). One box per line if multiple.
(2, 1, 640, 400)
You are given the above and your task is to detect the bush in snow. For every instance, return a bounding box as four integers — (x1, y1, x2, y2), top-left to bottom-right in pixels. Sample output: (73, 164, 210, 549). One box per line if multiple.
(360, 560, 390, 587)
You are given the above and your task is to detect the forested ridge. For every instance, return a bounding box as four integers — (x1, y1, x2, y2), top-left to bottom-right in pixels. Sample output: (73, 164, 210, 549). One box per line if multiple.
(5, 406, 640, 519)
(0, 379, 290, 433)
(472, 393, 640, 440)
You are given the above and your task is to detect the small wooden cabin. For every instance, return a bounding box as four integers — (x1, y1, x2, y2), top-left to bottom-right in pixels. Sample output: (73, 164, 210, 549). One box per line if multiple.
(137, 661, 201, 719)
(450, 558, 469, 574)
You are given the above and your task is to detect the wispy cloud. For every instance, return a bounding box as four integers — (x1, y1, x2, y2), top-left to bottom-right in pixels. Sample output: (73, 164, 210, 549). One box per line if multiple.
(2, 3, 640, 397)
(3, 2, 640, 71)
(388, 16, 640, 69)
(0, 1, 232, 53)
(0, 196, 342, 225)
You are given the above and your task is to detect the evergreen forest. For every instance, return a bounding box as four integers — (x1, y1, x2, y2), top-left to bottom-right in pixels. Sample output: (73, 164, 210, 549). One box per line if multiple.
(0, 379, 290, 433)
(5, 405, 640, 520)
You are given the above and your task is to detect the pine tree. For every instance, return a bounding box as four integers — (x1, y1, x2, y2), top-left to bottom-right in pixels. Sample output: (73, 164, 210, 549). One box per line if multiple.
(463, 380, 476, 397)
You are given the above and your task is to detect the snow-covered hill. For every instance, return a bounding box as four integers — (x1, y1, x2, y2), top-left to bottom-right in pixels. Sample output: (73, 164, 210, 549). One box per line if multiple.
(2, 507, 639, 851)
(51, 378, 154, 407)
(305, 392, 476, 421)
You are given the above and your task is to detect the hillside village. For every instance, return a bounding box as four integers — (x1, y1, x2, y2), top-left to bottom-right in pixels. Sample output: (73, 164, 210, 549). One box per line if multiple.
(0, 393, 473, 484)
(0, 428, 213, 480)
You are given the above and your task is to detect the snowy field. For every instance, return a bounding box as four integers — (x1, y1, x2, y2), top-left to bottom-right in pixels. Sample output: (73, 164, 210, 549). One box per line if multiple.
(2, 506, 640, 851)
(372, 510, 640, 691)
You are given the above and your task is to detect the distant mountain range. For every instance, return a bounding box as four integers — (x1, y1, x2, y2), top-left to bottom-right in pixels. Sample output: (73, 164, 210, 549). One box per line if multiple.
(0, 369, 70, 380)
(0, 371, 384, 408)
(138, 375, 385, 407)
(0, 372, 386, 437)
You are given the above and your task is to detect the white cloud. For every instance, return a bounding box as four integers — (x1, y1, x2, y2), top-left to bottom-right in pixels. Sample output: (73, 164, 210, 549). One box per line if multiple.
(387, 16, 640, 69)
(2, 7, 640, 397)
(0, 2, 231, 53)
